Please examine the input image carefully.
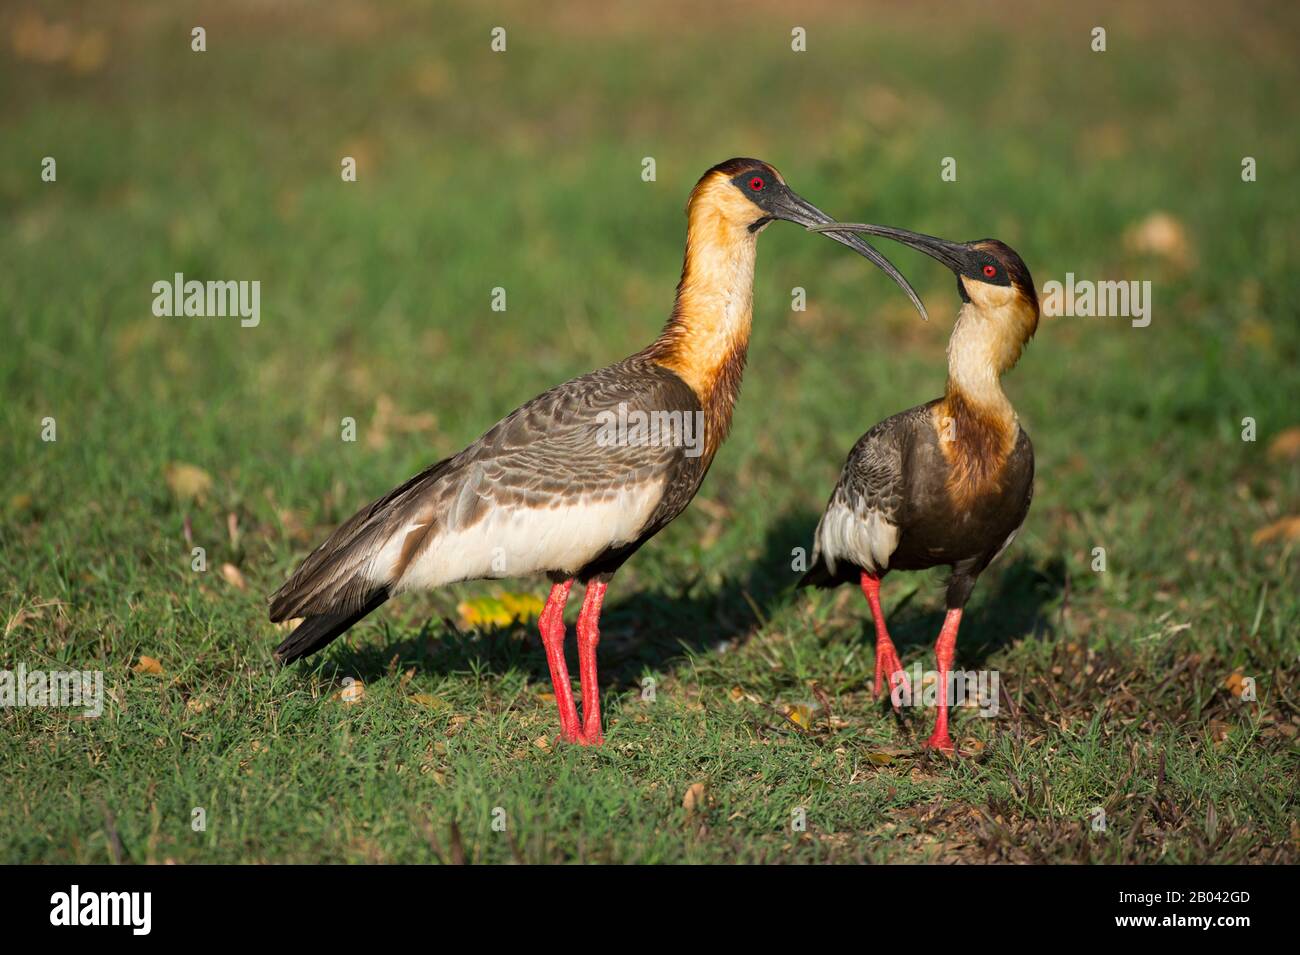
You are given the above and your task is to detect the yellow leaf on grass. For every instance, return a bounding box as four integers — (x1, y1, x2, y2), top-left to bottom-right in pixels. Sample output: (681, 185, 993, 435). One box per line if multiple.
(67, 30, 108, 74)
(410, 693, 447, 710)
(164, 463, 212, 503)
(133, 655, 164, 675)
(784, 702, 816, 730)
(499, 591, 544, 618)
(457, 591, 545, 629)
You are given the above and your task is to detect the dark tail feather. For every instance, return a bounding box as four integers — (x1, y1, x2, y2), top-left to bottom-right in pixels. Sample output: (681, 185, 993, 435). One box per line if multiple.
(273, 588, 390, 665)
(799, 557, 856, 589)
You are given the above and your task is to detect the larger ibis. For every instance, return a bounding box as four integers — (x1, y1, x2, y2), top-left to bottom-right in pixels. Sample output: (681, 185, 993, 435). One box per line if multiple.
(800, 223, 1039, 754)
(269, 159, 927, 745)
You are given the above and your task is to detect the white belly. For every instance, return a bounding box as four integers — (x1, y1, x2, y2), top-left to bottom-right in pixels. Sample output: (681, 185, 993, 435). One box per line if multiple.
(378, 481, 665, 591)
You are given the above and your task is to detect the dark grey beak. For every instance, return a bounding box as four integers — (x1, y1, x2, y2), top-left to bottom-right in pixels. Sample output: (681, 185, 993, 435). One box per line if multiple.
(768, 191, 929, 322)
(808, 222, 970, 275)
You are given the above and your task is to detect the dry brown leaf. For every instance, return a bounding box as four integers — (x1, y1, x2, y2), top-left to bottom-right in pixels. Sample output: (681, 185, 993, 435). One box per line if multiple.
(1251, 516, 1300, 546)
(533, 734, 553, 752)
(11, 13, 73, 64)
(682, 781, 710, 815)
(1123, 211, 1194, 269)
(219, 563, 247, 591)
(409, 59, 451, 99)
(4, 609, 31, 637)
(133, 655, 164, 676)
(1224, 671, 1251, 699)
(1207, 718, 1232, 744)
(164, 463, 212, 503)
(1267, 427, 1300, 461)
(333, 679, 365, 704)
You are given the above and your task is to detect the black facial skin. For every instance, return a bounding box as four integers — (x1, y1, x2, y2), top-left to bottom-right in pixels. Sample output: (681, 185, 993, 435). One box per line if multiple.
(806, 223, 1033, 306)
(730, 169, 781, 230)
(953, 246, 1011, 302)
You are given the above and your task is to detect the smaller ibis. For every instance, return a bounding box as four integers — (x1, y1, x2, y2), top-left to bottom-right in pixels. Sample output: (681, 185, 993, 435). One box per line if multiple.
(800, 224, 1040, 754)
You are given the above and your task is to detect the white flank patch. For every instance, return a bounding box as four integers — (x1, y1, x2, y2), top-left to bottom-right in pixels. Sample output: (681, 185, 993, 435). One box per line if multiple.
(376, 480, 665, 591)
(816, 504, 899, 575)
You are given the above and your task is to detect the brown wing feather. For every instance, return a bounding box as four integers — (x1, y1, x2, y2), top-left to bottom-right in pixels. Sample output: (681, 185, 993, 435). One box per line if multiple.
(267, 456, 457, 621)
(268, 356, 705, 621)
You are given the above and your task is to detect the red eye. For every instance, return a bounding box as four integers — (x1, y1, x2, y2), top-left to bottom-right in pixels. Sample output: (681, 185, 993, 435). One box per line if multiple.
(749, 176, 765, 191)
(982, 264, 997, 278)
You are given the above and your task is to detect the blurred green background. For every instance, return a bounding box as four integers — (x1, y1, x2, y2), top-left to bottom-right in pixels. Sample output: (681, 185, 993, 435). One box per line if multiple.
(1, 1, 1297, 863)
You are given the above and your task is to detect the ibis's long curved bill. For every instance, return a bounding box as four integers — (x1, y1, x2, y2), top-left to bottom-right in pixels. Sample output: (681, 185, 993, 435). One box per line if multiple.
(810, 223, 981, 315)
(762, 192, 930, 322)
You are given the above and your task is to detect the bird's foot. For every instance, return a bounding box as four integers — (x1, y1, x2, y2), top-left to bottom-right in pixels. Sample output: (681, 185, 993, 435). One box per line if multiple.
(922, 730, 957, 755)
(574, 728, 604, 746)
(873, 642, 909, 705)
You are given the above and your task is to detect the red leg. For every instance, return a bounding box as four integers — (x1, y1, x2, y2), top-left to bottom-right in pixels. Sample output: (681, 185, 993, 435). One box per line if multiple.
(924, 608, 964, 753)
(538, 580, 580, 743)
(575, 579, 608, 745)
(860, 572, 909, 705)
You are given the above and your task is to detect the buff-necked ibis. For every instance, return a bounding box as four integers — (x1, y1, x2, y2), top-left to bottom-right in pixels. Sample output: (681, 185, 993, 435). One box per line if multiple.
(800, 224, 1039, 754)
(269, 159, 927, 745)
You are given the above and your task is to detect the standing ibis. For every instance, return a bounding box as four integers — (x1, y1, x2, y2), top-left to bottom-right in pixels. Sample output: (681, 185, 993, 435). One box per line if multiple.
(800, 224, 1039, 754)
(269, 159, 927, 745)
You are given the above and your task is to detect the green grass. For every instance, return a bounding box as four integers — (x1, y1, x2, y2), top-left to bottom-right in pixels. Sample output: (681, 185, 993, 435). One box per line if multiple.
(2, 0, 1297, 863)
